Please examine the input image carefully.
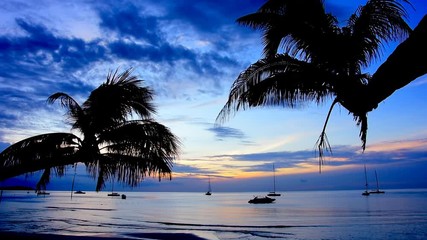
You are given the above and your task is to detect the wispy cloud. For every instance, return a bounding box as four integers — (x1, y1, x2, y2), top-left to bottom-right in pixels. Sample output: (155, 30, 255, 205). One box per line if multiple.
(207, 126, 246, 140)
(194, 139, 427, 177)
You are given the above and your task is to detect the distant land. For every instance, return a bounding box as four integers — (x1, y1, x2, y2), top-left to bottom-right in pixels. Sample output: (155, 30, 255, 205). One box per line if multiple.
(0, 186, 34, 191)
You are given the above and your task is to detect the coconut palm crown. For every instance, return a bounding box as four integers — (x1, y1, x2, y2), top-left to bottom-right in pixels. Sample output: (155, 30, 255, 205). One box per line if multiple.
(217, 0, 427, 169)
(0, 68, 180, 191)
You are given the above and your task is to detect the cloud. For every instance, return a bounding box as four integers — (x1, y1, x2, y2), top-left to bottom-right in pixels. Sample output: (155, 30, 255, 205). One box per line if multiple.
(172, 163, 208, 175)
(205, 139, 427, 174)
(207, 126, 246, 139)
(1, 19, 107, 71)
(99, 4, 162, 45)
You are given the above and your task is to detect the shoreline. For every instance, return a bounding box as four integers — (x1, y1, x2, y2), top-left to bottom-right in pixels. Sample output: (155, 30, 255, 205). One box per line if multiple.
(0, 231, 210, 240)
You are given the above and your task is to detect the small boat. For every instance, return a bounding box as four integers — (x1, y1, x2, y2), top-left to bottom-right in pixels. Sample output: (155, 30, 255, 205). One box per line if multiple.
(248, 196, 275, 204)
(108, 192, 120, 197)
(36, 191, 50, 196)
(205, 176, 212, 196)
(362, 164, 370, 196)
(369, 170, 385, 194)
(267, 164, 281, 197)
(121, 194, 127, 199)
(74, 190, 86, 194)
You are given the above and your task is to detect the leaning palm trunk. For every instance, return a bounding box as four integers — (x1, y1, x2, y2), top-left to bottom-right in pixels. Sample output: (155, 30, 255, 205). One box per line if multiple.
(367, 15, 427, 111)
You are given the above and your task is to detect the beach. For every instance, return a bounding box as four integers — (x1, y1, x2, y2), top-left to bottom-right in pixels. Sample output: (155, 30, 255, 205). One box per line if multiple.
(1, 190, 427, 239)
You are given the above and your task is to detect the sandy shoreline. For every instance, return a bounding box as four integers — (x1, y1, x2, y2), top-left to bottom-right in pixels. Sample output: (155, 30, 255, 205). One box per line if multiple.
(0, 231, 210, 240)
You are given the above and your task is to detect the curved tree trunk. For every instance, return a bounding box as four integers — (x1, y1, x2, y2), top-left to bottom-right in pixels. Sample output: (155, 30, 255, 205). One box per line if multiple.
(367, 14, 427, 112)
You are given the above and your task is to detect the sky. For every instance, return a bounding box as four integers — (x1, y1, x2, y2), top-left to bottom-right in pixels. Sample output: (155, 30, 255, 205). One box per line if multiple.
(1, 0, 427, 193)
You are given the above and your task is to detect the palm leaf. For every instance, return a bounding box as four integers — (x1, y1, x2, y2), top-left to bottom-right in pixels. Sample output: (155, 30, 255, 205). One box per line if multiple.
(0, 133, 80, 181)
(35, 168, 51, 191)
(47, 92, 83, 123)
(47, 92, 91, 133)
(237, 0, 333, 59)
(100, 120, 179, 169)
(84, 68, 156, 134)
(347, 0, 412, 67)
(94, 120, 180, 189)
(216, 54, 335, 123)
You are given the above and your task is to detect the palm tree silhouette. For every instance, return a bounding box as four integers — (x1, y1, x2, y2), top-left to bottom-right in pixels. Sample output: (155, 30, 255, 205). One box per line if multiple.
(217, 0, 427, 168)
(0, 68, 180, 191)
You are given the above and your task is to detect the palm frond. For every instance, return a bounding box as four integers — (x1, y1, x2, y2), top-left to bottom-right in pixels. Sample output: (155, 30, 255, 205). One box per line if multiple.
(35, 168, 51, 191)
(354, 113, 368, 151)
(238, 0, 334, 59)
(238, 12, 289, 57)
(0, 133, 81, 181)
(347, 0, 412, 66)
(237, 13, 276, 30)
(216, 54, 335, 123)
(92, 120, 180, 189)
(105, 153, 172, 188)
(47, 92, 88, 132)
(314, 99, 338, 172)
(84, 68, 157, 134)
(100, 120, 180, 168)
(34, 166, 69, 191)
(47, 92, 83, 119)
(93, 155, 117, 192)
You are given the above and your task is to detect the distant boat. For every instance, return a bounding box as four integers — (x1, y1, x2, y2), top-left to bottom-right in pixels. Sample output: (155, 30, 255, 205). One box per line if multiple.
(205, 177, 212, 195)
(369, 170, 385, 194)
(267, 164, 281, 197)
(36, 191, 50, 196)
(248, 196, 275, 204)
(362, 164, 370, 196)
(74, 190, 86, 194)
(121, 194, 127, 199)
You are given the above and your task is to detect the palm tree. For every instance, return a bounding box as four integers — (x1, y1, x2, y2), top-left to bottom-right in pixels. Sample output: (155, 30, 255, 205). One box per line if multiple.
(0, 68, 180, 191)
(217, 0, 427, 169)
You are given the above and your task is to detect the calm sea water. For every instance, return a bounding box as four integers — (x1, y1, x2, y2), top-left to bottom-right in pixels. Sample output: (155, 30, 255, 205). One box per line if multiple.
(0, 189, 426, 239)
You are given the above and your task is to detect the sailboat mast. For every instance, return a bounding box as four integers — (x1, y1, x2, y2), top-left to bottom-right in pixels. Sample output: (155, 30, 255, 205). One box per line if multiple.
(375, 170, 380, 191)
(273, 164, 276, 192)
(364, 164, 369, 191)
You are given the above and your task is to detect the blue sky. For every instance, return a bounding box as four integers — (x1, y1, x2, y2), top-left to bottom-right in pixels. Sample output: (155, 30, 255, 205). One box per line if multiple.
(1, 0, 427, 192)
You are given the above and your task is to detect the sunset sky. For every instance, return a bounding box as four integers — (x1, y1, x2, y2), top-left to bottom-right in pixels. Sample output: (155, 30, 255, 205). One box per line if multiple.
(1, 0, 427, 192)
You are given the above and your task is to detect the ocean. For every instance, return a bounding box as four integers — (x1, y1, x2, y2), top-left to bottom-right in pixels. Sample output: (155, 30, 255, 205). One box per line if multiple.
(0, 189, 426, 239)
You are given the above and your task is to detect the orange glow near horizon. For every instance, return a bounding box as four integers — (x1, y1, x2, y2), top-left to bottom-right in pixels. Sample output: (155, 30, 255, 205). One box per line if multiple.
(364, 139, 427, 152)
(174, 138, 427, 182)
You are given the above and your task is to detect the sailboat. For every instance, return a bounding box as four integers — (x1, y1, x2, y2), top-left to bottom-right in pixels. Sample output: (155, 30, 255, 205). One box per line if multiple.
(205, 177, 212, 195)
(267, 164, 281, 197)
(362, 164, 370, 196)
(369, 170, 385, 194)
